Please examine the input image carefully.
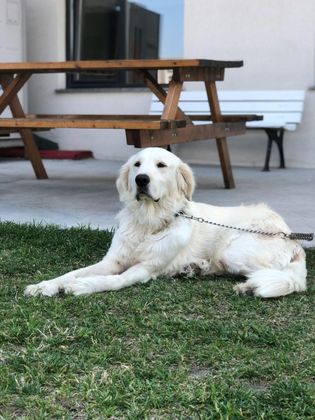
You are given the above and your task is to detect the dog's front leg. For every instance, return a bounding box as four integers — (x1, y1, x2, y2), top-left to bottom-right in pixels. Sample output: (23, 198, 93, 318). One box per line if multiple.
(64, 220, 192, 296)
(62, 263, 151, 295)
(24, 254, 121, 297)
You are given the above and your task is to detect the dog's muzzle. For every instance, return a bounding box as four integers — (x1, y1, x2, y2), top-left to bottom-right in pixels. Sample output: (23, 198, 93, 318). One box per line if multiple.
(135, 174, 159, 202)
(135, 174, 150, 200)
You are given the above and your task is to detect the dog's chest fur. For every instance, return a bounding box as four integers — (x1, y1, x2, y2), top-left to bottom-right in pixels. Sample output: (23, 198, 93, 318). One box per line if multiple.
(115, 204, 218, 276)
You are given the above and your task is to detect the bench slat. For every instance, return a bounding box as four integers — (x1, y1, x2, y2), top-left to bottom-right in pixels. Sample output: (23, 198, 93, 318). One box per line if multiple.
(27, 113, 175, 121)
(0, 59, 244, 74)
(151, 101, 304, 113)
(178, 90, 305, 101)
(246, 121, 297, 130)
(222, 112, 301, 124)
(0, 117, 186, 130)
(185, 114, 262, 122)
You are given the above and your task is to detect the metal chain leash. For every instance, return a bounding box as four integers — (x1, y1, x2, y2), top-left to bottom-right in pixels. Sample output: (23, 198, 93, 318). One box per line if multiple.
(176, 211, 314, 242)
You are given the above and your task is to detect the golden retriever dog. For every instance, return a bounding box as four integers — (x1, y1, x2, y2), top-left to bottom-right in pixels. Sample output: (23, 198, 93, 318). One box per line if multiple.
(25, 147, 307, 298)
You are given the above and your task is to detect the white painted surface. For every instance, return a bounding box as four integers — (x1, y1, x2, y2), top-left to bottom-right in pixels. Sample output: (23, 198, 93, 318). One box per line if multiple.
(23, 0, 315, 167)
(0, 0, 24, 62)
(179, 0, 315, 168)
(0, 0, 26, 120)
(184, 0, 315, 90)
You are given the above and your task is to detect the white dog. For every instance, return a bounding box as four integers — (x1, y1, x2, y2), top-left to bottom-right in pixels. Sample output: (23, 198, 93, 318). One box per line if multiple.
(25, 147, 307, 298)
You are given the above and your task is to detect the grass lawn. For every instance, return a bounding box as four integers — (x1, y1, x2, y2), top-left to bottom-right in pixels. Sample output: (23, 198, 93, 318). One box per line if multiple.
(0, 222, 314, 419)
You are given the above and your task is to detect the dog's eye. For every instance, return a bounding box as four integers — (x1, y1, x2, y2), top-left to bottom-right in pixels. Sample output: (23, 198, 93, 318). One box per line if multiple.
(134, 161, 141, 167)
(157, 162, 167, 168)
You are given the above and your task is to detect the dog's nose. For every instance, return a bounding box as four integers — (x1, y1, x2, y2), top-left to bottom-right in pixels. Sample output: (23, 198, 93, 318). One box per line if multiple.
(135, 174, 150, 187)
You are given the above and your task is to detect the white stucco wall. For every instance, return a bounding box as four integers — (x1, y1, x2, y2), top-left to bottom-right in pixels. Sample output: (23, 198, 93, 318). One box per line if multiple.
(178, 0, 315, 168)
(24, 0, 315, 167)
(0, 0, 26, 118)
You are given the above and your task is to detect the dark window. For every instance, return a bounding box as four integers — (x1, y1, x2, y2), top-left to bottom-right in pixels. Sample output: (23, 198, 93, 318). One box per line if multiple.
(66, 0, 161, 87)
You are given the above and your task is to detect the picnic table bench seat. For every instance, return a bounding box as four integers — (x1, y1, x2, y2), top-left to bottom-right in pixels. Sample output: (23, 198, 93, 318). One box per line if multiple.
(0, 114, 187, 130)
(0, 112, 262, 151)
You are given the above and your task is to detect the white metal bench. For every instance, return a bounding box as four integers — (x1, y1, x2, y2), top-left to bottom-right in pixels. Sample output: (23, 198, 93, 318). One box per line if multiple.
(151, 90, 305, 171)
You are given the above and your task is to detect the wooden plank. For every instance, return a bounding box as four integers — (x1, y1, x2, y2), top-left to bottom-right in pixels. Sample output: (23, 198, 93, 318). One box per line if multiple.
(219, 114, 262, 122)
(126, 122, 246, 148)
(0, 117, 186, 130)
(164, 111, 300, 125)
(0, 59, 244, 74)
(246, 113, 302, 123)
(207, 112, 300, 123)
(161, 80, 183, 120)
(27, 113, 179, 121)
(185, 114, 300, 128)
(205, 81, 235, 189)
(0, 74, 48, 179)
(0, 127, 50, 134)
(149, 113, 262, 122)
(0, 73, 31, 115)
(194, 114, 262, 122)
(139, 69, 168, 101)
(173, 67, 224, 82)
(139, 70, 193, 125)
(126, 130, 142, 147)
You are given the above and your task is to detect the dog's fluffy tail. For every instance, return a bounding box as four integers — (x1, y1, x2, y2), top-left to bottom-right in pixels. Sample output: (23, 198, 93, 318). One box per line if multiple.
(234, 249, 307, 298)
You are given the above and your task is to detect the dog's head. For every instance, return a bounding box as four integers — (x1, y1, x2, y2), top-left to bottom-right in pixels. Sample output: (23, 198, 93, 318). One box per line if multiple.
(116, 148, 195, 204)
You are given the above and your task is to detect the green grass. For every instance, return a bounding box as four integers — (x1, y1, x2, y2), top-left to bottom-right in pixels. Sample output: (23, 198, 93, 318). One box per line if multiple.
(0, 221, 314, 419)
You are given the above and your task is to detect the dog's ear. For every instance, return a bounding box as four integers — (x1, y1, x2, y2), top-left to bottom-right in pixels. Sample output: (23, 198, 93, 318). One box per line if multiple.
(116, 162, 131, 201)
(176, 162, 195, 200)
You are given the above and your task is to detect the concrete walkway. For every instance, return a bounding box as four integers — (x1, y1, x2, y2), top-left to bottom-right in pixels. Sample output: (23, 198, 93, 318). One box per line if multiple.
(0, 158, 314, 246)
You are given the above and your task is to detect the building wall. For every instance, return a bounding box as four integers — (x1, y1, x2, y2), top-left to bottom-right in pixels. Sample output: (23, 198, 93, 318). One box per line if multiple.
(0, 0, 26, 118)
(24, 0, 315, 167)
(24, 0, 147, 161)
(178, 0, 315, 168)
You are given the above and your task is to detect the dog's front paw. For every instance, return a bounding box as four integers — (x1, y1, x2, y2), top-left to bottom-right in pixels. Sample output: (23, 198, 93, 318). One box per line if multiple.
(63, 278, 96, 296)
(24, 280, 60, 297)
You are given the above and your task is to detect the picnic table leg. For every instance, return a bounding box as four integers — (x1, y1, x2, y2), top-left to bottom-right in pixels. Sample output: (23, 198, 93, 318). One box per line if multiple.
(0, 73, 31, 114)
(0, 74, 48, 179)
(161, 79, 183, 120)
(139, 70, 191, 123)
(138, 70, 188, 151)
(205, 81, 235, 189)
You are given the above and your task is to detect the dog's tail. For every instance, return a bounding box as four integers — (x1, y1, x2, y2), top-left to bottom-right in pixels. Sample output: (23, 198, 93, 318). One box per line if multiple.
(234, 247, 307, 298)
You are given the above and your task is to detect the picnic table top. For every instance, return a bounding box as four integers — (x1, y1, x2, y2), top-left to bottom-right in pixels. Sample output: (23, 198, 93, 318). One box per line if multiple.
(0, 59, 244, 74)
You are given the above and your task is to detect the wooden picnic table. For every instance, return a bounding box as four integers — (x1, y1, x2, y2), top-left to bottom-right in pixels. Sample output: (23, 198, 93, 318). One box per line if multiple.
(0, 59, 262, 188)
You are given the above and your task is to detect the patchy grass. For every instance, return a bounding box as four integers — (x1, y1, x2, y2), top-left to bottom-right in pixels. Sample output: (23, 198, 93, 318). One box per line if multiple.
(0, 221, 314, 419)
